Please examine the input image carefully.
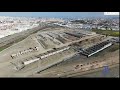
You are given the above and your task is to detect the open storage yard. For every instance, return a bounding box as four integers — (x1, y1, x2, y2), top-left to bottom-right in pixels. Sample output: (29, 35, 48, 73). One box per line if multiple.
(92, 29, 119, 37)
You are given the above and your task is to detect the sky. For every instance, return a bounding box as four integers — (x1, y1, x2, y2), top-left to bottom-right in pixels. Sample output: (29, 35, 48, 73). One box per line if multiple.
(0, 12, 119, 18)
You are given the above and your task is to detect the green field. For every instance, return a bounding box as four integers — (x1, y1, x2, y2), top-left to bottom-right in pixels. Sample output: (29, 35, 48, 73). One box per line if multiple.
(0, 47, 6, 52)
(92, 29, 119, 37)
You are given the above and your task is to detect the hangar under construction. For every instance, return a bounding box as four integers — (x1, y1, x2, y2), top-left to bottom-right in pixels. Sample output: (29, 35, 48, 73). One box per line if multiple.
(79, 40, 113, 57)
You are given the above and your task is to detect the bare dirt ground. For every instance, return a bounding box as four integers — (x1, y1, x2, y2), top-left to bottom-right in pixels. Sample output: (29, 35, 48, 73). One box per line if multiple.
(31, 47, 119, 77)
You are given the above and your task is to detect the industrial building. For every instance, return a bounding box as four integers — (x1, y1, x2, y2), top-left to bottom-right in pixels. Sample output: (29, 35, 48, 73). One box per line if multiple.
(80, 41, 113, 57)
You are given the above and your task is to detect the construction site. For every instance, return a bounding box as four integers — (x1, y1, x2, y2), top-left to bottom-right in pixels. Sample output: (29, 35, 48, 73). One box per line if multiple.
(0, 25, 119, 77)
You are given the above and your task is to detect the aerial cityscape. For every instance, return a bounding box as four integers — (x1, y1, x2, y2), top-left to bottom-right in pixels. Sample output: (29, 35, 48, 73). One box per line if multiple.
(0, 12, 119, 77)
